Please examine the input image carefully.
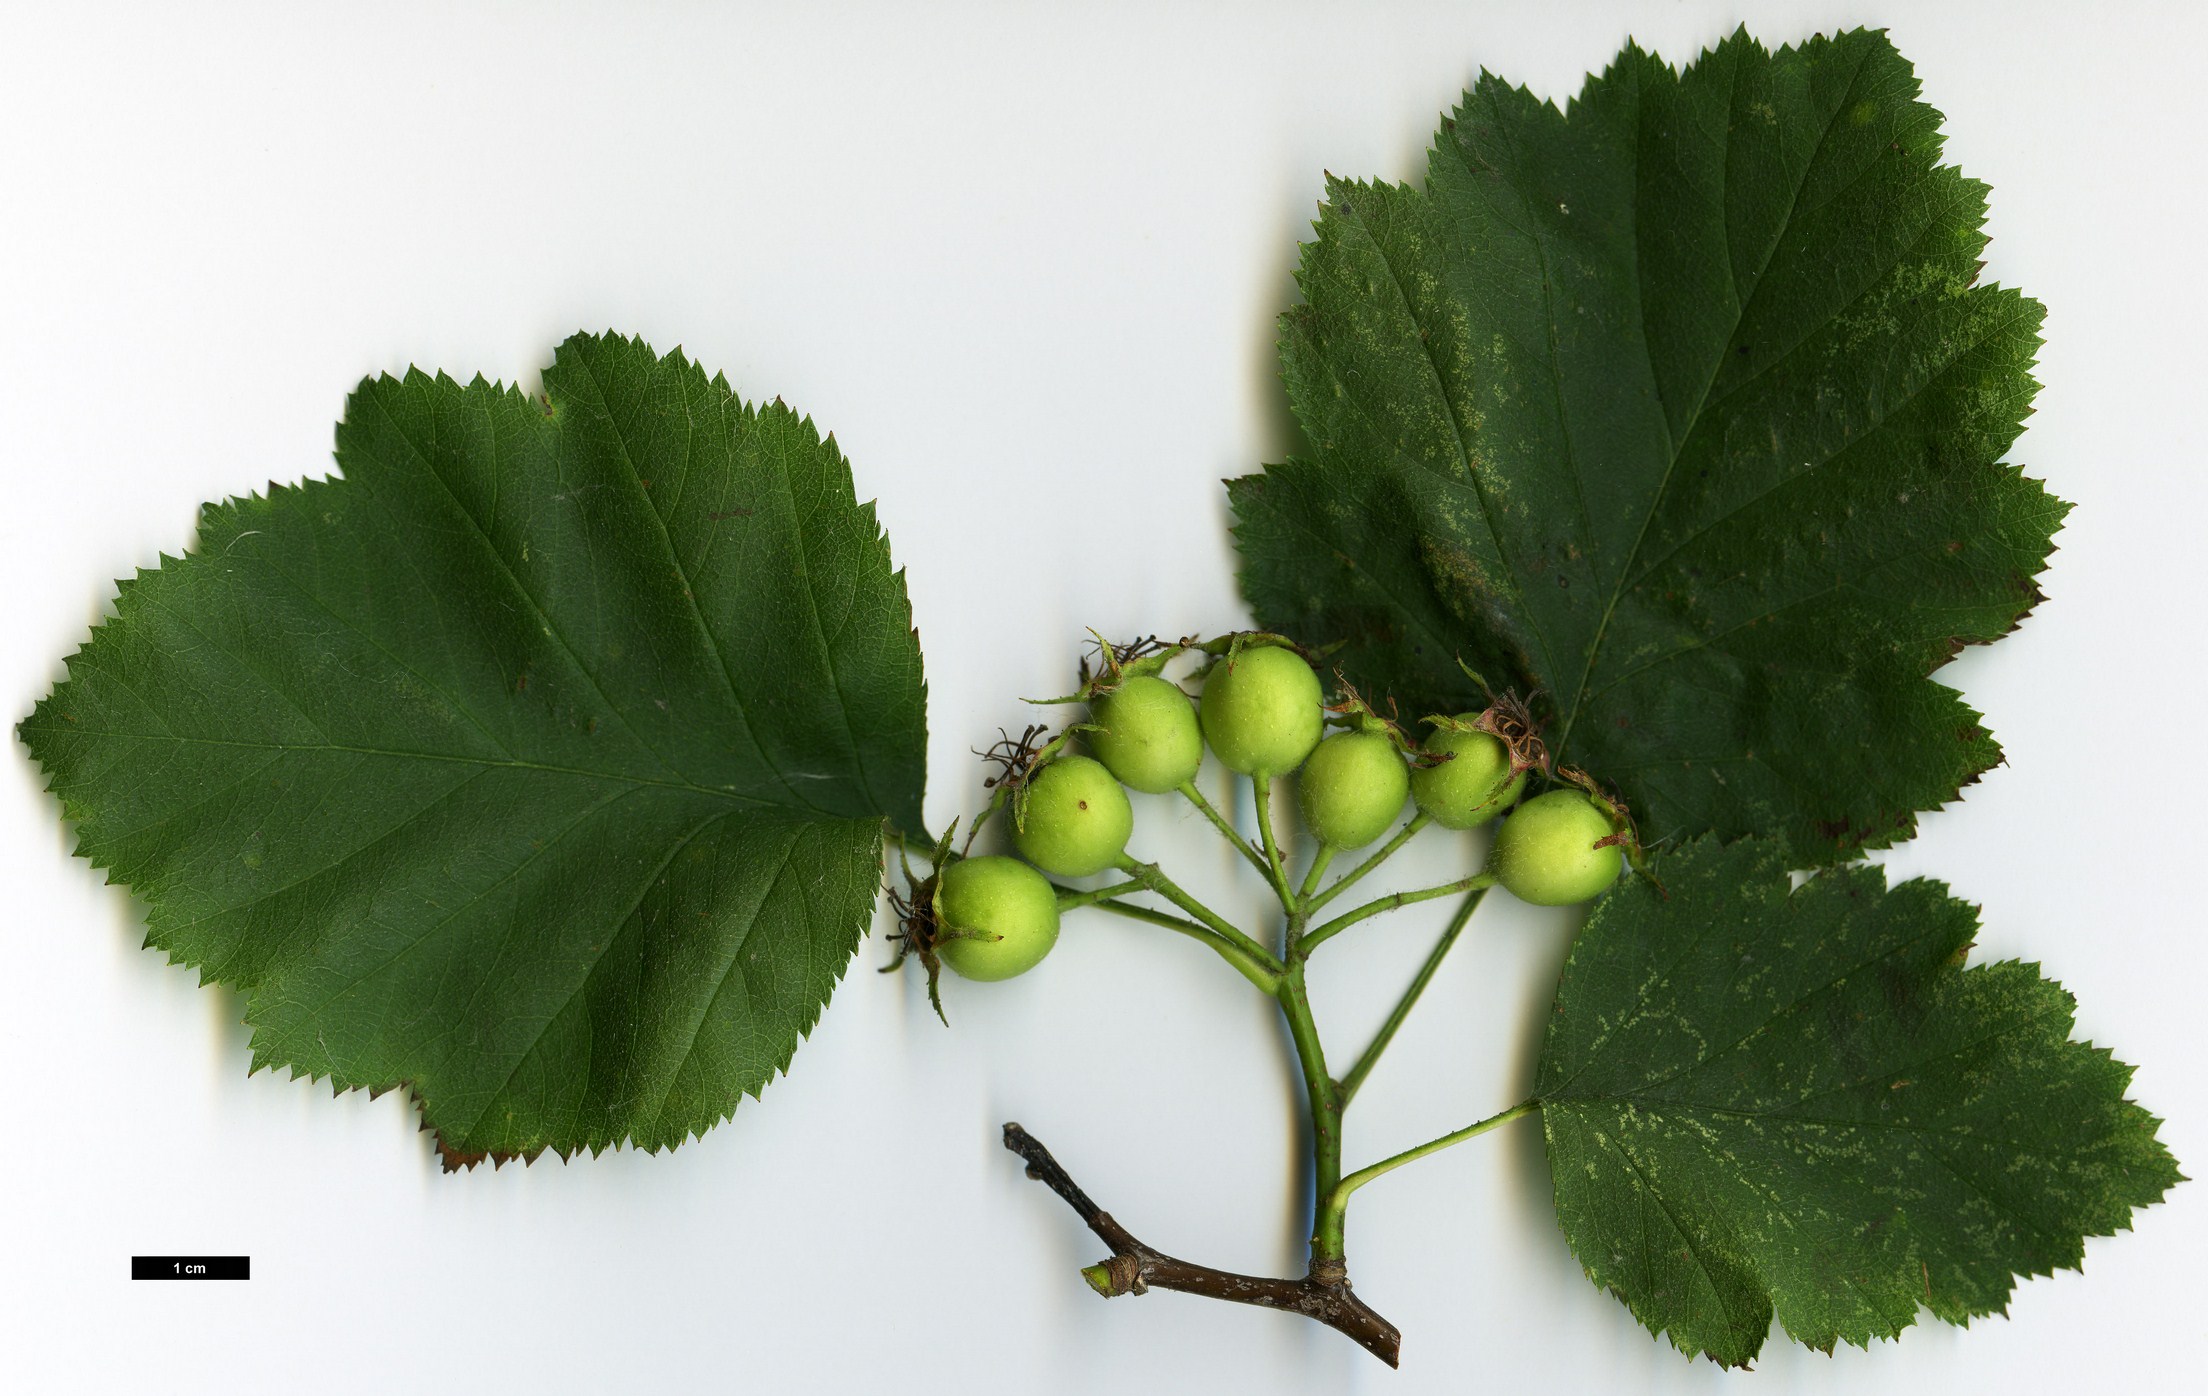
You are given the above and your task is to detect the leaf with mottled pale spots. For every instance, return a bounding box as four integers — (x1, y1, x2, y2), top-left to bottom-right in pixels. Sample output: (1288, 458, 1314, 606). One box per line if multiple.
(1535, 839, 2179, 1365)
(1230, 28, 2064, 865)
(19, 332, 927, 1166)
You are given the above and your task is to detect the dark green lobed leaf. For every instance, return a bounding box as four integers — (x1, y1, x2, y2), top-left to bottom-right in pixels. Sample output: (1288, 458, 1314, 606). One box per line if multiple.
(1231, 28, 2067, 864)
(20, 332, 927, 1165)
(1535, 840, 2179, 1365)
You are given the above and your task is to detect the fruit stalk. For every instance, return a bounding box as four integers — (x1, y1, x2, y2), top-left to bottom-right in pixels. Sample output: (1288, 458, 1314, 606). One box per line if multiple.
(1296, 844, 1337, 902)
(1250, 772, 1289, 893)
(1300, 873, 1493, 954)
(1176, 780, 1289, 902)
(1337, 888, 1485, 1104)
(1302, 811, 1431, 913)
(1113, 856, 1281, 976)
(1082, 897, 1281, 992)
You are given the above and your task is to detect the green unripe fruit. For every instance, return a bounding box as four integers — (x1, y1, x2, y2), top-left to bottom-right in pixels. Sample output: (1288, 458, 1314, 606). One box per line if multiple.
(1489, 790, 1622, 906)
(1411, 721, 1526, 830)
(1012, 755, 1133, 877)
(1297, 730, 1411, 850)
(935, 856, 1059, 981)
(1087, 676, 1202, 793)
(1198, 645, 1324, 778)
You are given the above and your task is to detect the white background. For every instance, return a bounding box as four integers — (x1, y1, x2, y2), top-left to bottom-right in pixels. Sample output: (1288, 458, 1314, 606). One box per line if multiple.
(2, 2, 2202, 1391)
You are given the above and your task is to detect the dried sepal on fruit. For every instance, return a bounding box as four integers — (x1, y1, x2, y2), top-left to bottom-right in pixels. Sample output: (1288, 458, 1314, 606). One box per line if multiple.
(1410, 719, 1524, 830)
(881, 822, 967, 1024)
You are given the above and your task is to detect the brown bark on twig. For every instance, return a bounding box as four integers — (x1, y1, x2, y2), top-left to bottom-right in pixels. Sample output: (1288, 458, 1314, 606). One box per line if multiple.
(1001, 1122, 1402, 1366)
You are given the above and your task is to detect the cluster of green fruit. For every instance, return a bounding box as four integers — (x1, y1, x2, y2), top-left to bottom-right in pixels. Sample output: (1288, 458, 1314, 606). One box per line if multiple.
(931, 640, 1623, 982)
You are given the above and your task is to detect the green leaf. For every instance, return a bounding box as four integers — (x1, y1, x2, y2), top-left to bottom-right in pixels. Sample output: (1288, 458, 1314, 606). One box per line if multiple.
(20, 332, 926, 1166)
(1230, 28, 2066, 864)
(1535, 841, 2179, 1365)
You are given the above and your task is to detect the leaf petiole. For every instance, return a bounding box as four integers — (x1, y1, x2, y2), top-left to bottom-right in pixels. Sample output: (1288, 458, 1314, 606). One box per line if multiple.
(1313, 1100, 1541, 1257)
(885, 823, 945, 857)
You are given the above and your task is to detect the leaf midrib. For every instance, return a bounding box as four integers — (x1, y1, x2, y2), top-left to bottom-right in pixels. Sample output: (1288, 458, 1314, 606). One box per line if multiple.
(380, 384, 700, 788)
(631, 823, 805, 1141)
(453, 804, 741, 1148)
(1324, 178, 1557, 685)
(565, 353, 829, 817)
(1552, 41, 1877, 763)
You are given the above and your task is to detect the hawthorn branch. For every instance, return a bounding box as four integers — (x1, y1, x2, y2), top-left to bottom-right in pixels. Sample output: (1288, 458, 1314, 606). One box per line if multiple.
(1001, 1122, 1402, 1367)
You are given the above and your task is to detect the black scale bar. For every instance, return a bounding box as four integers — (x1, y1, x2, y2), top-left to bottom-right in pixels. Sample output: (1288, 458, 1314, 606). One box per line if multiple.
(132, 1256, 250, 1280)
